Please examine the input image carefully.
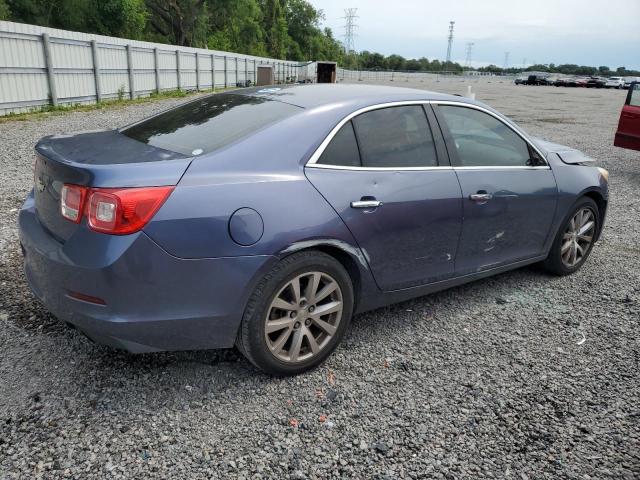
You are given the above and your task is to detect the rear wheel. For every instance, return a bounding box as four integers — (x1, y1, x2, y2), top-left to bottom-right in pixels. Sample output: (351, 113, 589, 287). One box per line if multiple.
(543, 197, 599, 275)
(236, 251, 353, 376)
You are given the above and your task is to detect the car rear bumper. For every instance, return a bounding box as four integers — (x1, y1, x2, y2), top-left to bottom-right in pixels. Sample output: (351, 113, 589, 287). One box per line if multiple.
(19, 191, 275, 353)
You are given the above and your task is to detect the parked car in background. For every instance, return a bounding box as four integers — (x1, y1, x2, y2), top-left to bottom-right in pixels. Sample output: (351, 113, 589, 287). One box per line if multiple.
(615, 82, 640, 151)
(586, 77, 607, 88)
(605, 77, 625, 89)
(514, 76, 527, 85)
(554, 77, 572, 87)
(624, 77, 640, 89)
(19, 84, 609, 375)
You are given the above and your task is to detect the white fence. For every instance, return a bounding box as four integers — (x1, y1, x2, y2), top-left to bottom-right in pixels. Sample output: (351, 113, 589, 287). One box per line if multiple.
(0, 21, 299, 115)
(0, 21, 515, 116)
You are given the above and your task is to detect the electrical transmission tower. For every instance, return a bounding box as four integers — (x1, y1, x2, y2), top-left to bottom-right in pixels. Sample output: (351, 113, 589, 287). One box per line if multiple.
(445, 21, 455, 64)
(503, 51, 510, 70)
(464, 42, 475, 68)
(343, 8, 358, 54)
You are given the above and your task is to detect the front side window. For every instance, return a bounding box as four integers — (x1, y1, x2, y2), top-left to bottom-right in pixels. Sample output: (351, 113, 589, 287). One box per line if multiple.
(352, 106, 438, 168)
(438, 105, 544, 167)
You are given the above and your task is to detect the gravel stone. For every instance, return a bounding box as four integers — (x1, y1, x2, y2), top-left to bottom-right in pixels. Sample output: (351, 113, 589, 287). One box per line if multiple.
(0, 80, 639, 478)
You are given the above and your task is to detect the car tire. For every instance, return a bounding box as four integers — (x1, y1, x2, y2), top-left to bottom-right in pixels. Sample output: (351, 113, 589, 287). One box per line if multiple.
(236, 251, 354, 376)
(543, 197, 600, 276)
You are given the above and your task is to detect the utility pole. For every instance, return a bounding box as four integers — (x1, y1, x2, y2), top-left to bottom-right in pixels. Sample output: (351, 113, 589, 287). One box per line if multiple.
(503, 51, 510, 70)
(464, 42, 474, 69)
(343, 8, 358, 55)
(445, 21, 455, 65)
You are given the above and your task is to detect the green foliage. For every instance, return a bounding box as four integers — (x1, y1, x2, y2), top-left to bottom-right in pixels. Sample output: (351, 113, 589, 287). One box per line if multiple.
(0, 0, 10, 19)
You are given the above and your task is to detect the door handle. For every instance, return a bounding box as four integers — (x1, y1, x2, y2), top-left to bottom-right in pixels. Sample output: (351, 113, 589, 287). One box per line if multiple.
(469, 192, 493, 203)
(351, 199, 382, 209)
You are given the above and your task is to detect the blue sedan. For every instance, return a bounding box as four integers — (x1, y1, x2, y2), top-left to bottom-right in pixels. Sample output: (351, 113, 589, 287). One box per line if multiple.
(19, 84, 609, 375)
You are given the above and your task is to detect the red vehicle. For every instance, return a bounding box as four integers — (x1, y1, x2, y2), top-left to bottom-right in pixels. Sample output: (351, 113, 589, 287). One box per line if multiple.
(614, 82, 640, 151)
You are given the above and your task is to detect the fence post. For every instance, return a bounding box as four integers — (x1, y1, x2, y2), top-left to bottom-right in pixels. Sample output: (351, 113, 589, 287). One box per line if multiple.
(176, 50, 182, 90)
(90, 40, 102, 103)
(154, 48, 161, 93)
(235, 56, 239, 87)
(41, 33, 58, 106)
(224, 56, 228, 88)
(126, 45, 135, 99)
(244, 57, 248, 86)
(211, 54, 215, 91)
(195, 52, 201, 91)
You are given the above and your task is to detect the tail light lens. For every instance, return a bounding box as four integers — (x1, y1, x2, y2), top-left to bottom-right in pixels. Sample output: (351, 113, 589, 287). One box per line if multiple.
(60, 184, 87, 223)
(60, 184, 174, 235)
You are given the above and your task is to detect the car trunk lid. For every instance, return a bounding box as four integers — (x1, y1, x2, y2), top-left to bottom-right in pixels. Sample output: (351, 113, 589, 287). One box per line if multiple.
(34, 130, 191, 242)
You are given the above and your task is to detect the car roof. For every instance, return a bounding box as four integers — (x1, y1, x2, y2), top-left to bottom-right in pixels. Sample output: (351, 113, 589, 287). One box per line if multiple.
(235, 83, 462, 109)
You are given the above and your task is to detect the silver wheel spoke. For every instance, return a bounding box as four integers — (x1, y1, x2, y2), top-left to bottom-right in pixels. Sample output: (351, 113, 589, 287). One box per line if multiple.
(290, 276, 301, 304)
(270, 327, 293, 353)
(305, 272, 321, 304)
(271, 298, 296, 311)
(577, 234, 592, 242)
(311, 300, 342, 318)
(306, 331, 320, 354)
(578, 221, 594, 236)
(561, 240, 572, 253)
(314, 282, 338, 304)
(289, 329, 304, 362)
(312, 317, 337, 336)
(266, 317, 293, 334)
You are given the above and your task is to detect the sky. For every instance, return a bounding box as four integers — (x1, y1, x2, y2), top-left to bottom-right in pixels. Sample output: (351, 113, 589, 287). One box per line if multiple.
(307, 0, 640, 70)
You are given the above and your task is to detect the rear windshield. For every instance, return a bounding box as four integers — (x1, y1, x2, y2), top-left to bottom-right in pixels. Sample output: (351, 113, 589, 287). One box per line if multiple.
(121, 94, 301, 156)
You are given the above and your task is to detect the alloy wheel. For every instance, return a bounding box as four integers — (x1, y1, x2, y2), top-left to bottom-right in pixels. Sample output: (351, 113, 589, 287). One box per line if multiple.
(561, 208, 595, 267)
(264, 271, 343, 363)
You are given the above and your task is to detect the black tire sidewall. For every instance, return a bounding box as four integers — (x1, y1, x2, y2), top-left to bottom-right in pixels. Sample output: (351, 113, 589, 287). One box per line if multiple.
(545, 197, 599, 275)
(238, 252, 354, 376)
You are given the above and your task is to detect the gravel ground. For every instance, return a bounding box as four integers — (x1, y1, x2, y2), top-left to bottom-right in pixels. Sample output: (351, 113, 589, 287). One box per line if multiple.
(1, 80, 639, 479)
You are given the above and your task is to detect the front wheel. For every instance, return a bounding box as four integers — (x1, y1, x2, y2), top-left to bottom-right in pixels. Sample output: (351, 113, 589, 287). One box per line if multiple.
(543, 197, 599, 275)
(236, 251, 354, 376)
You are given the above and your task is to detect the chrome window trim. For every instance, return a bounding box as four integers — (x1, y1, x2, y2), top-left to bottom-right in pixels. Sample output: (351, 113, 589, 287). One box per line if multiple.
(304, 99, 550, 171)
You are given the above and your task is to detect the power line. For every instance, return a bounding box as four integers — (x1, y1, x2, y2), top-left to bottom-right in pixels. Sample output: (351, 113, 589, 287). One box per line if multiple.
(342, 8, 358, 55)
(445, 21, 455, 64)
(464, 42, 475, 68)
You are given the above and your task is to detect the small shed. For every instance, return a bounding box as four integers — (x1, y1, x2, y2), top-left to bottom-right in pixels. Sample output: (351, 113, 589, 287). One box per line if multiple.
(256, 65, 275, 86)
(299, 61, 338, 83)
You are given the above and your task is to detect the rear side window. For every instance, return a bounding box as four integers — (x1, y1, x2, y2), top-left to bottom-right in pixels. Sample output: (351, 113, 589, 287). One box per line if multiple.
(352, 106, 438, 168)
(317, 122, 361, 167)
(122, 94, 301, 156)
(438, 105, 542, 167)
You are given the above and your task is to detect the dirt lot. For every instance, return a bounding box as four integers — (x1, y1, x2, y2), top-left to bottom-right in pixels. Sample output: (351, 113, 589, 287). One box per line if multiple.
(0, 79, 638, 479)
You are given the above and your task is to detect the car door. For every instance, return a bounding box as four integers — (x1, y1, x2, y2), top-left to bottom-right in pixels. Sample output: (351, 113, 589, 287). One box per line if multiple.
(305, 104, 463, 291)
(432, 102, 558, 275)
(615, 82, 640, 152)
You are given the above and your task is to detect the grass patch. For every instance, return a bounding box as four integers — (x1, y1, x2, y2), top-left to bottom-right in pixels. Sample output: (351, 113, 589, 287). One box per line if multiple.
(0, 87, 236, 124)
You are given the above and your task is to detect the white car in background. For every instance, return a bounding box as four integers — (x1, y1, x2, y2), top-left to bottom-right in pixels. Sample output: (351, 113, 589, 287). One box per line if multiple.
(624, 77, 640, 89)
(605, 77, 625, 89)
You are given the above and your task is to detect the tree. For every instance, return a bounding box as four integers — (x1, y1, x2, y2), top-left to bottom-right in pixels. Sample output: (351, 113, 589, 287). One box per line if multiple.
(0, 0, 10, 19)
(145, 0, 207, 46)
(261, 0, 287, 58)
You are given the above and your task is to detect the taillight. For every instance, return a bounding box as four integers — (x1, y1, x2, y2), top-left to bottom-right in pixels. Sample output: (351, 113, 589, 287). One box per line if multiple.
(60, 184, 174, 235)
(60, 184, 87, 223)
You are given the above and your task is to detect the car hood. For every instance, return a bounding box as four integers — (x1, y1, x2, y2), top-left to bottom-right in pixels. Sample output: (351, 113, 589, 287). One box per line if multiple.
(530, 137, 595, 164)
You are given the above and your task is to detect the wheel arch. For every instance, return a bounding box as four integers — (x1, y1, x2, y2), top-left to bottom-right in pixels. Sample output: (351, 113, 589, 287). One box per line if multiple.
(276, 239, 371, 312)
(580, 188, 607, 241)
